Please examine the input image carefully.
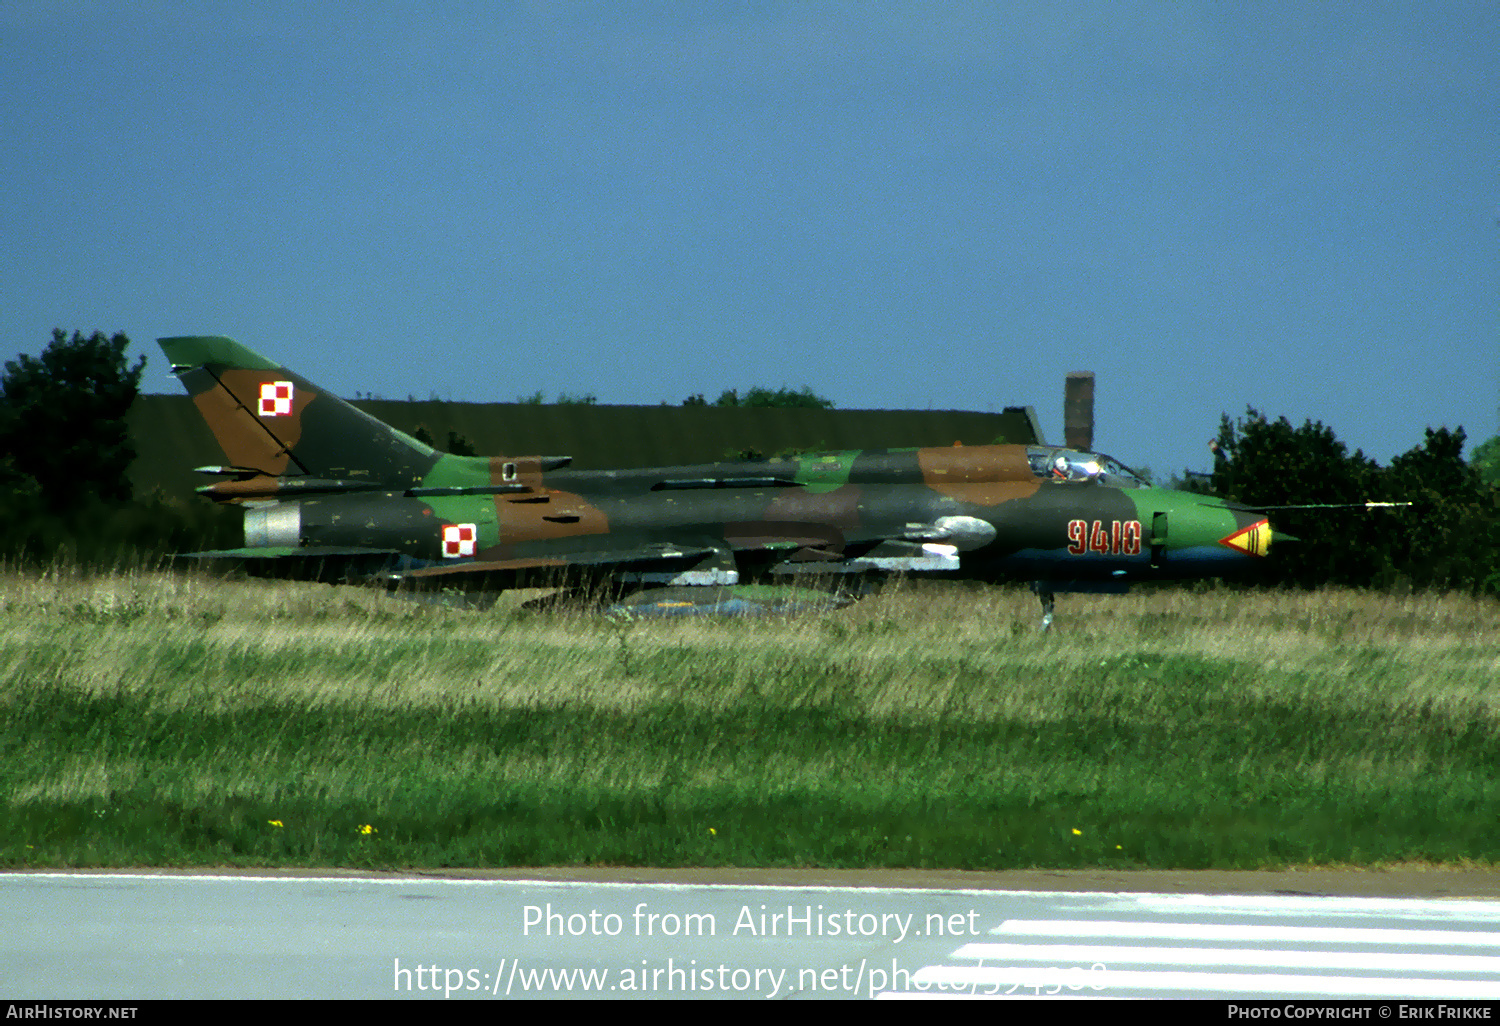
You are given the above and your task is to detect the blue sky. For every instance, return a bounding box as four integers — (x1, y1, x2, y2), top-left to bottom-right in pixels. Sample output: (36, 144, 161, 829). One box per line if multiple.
(4, 2, 1497, 479)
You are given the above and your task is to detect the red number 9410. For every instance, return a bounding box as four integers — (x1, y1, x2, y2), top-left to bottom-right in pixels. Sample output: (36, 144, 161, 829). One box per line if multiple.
(1067, 519, 1141, 556)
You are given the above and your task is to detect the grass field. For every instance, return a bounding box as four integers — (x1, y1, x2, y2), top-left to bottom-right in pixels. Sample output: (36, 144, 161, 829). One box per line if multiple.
(2, 565, 1498, 871)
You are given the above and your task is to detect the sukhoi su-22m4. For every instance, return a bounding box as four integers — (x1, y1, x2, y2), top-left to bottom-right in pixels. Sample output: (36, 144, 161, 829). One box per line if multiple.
(160, 336, 1278, 625)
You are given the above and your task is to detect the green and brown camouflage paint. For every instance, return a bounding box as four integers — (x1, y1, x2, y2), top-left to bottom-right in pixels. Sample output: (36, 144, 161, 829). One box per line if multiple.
(158, 337, 1273, 600)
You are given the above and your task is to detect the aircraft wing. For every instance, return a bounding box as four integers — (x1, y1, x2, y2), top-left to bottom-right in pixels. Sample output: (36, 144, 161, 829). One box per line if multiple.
(383, 541, 737, 591)
(175, 524, 974, 595)
(174, 546, 407, 560)
(170, 546, 419, 584)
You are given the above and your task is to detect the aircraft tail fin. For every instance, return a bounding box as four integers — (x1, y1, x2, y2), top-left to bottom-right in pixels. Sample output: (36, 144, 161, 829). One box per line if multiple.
(158, 336, 439, 486)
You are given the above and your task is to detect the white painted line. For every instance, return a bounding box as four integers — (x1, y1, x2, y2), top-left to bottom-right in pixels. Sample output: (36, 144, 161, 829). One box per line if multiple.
(954, 942, 1500, 974)
(877, 992, 1109, 1000)
(912, 965, 1500, 999)
(1133, 893, 1500, 918)
(994, 919, 1500, 947)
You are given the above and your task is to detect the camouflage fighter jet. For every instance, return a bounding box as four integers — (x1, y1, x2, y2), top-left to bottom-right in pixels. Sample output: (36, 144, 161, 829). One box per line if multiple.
(159, 336, 1279, 625)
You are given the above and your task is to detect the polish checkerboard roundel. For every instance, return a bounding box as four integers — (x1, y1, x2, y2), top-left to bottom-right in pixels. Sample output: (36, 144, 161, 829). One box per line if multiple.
(443, 524, 477, 557)
(259, 381, 294, 417)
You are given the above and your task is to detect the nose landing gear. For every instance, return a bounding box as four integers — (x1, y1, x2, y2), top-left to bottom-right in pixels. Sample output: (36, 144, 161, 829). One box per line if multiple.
(1031, 582, 1056, 632)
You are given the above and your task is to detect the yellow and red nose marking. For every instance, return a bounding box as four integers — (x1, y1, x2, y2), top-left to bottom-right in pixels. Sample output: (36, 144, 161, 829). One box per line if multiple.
(1218, 518, 1272, 557)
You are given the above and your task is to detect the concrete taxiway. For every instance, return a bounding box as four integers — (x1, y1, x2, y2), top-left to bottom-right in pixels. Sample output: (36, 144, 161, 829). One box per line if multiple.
(6, 869, 1500, 999)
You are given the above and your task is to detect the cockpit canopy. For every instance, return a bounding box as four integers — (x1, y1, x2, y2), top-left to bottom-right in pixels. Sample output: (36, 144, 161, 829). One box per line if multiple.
(1026, 447, 1149, 488)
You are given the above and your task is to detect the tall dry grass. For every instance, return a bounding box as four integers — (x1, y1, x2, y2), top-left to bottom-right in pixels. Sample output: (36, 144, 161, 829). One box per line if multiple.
(2, 567, 1497, 869)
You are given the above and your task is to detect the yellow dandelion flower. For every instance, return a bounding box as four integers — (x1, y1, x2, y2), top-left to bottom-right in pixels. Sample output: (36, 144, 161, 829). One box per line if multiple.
(268, 820, 284, 828)
(1071, 828, 1082, 836)
(359, 824, 378, 835)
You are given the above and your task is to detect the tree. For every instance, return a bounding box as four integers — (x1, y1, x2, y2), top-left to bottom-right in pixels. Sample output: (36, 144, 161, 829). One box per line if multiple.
(1472, 434, 1500, 487)
(1209, 411, 1500, 594)
(1383, 427, 1500, 594)
(1165, 469, 1214, 495)
(0, 330, 146, 513)
(1210, 407, 1383, 588)
(709, 386, 834, 409)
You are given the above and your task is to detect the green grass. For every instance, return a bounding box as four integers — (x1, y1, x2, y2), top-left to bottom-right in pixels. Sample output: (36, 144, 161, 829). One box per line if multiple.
(2, 567, 1498, 870)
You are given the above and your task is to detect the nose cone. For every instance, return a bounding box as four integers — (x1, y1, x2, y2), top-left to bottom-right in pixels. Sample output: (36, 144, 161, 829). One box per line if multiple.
(1218, 517, 1272, 557)
(1131, 490, 1274, 578)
